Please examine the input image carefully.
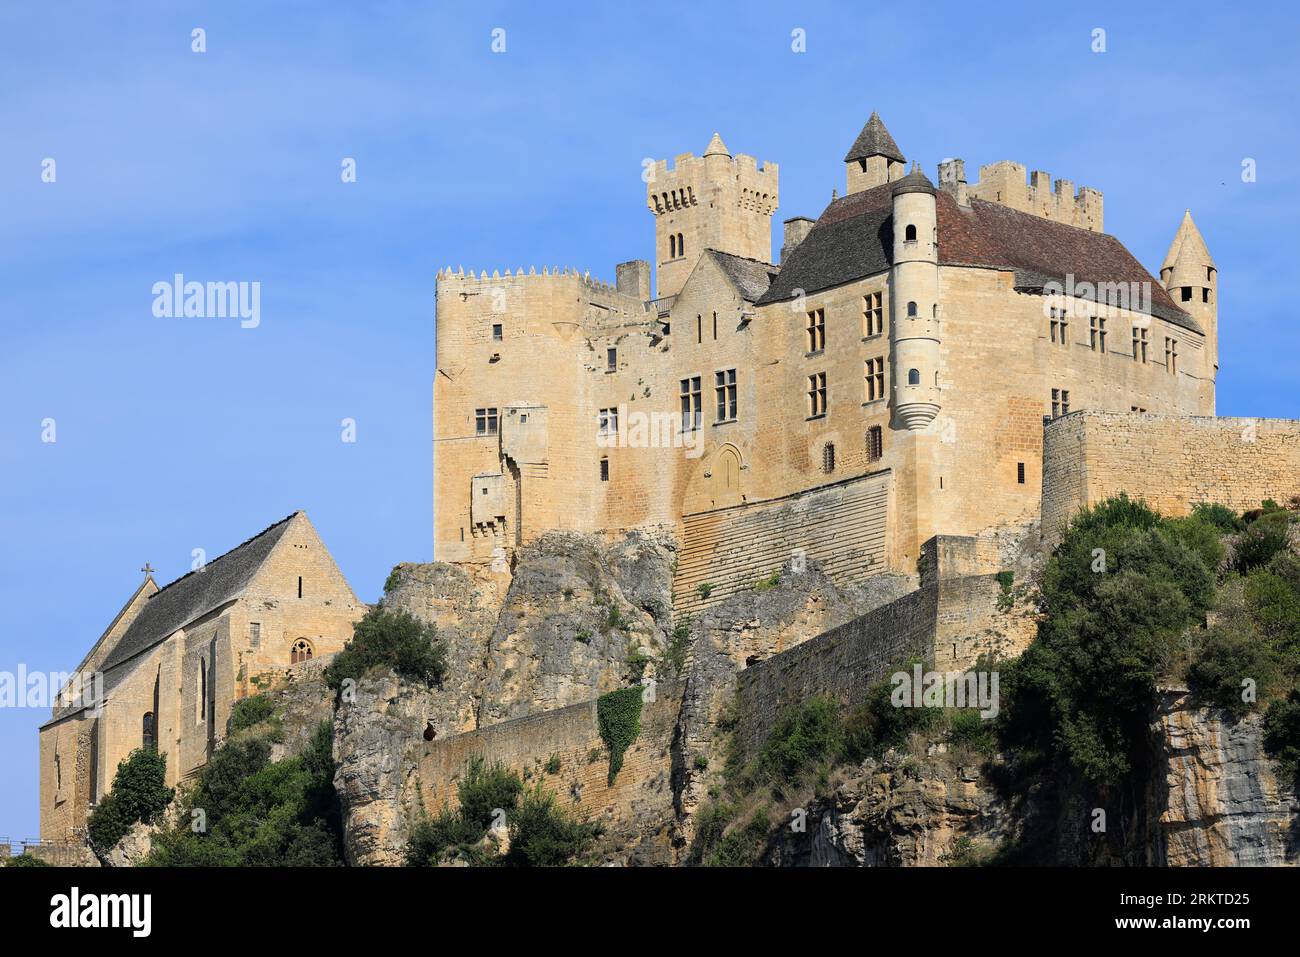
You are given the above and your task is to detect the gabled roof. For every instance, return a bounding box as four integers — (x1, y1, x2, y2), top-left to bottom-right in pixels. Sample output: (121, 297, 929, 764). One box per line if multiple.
(844, 112, 905, 164)
(758, 182, 1199, 332)
(704, 249, 779, 303)
(98, 513, 299, 672)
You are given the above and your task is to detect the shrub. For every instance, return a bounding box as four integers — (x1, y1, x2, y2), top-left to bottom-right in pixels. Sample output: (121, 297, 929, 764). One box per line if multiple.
(457, 756, 523, 831)
(1233, 513, 1291, 573)
(5, 854, 49, 867)
(88, 748, 174, 852)
(758, 696, 843, 789)
(1263, 691, 1300, 781)
(502, 783, 602, 866)
(596, 686, 644, 784)
(1187, 623, 1280, 715)
(1192, 502, 1245, 534)
(696, 583, 714, 599)
(324, 608, 447, 690)
(753, 571, 781, 592)
(701, 807, 771, 867)
(227, 694, 277, 735)
(543, 754, 561, 775)
(663, 620, 691, 677)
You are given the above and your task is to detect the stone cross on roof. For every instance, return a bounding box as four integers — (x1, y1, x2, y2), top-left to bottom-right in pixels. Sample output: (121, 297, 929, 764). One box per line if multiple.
(140, 563, 155, 579)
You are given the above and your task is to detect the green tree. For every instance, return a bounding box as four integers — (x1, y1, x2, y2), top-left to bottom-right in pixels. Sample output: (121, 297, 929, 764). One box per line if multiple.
(88, 747, 174, 852)
(324, 607, 448, 690)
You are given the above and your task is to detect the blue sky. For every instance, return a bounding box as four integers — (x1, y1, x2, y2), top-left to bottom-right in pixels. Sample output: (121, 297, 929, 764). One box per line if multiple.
(1, 0, 1296, 837)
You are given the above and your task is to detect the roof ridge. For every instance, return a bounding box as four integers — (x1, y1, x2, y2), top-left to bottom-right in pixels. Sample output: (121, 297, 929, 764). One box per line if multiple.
(706, 248, 778, 269)
(146, 510, 300, 599)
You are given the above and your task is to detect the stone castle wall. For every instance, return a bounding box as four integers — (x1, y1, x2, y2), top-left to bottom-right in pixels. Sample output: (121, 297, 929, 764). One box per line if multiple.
(1041, 411, 1300, 539)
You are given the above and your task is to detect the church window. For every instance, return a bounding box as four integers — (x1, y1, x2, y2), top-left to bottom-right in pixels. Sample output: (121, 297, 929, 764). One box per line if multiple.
(599, 458, 609, 482)
(904, 224, 917, 243)
(290, 639, 314, 664)
(475, 408, 499, 435)
(806, 308, 824, 352)
(696, 315, 702, 344)
(867, 426, 883, 462)
(821, 442, 836, 473)
(143, 712, 155, 750)
(907, 368, 920, 386)
(492, 323, 502, 341)
(807, 372, 827, 417)
(712, 311, 717, 340)
(865, 357, 885, 401)
(198, 657, 207, 723)
(680, 376, 701, 430)
(906, 301, 917, 318)
(598, 407, 619, 435)
(714, 369, 737, 422)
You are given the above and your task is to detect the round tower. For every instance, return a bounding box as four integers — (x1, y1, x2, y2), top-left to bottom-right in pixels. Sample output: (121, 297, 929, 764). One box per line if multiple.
(889, 166, 941, 430)
(1161, 209, 1217, 375)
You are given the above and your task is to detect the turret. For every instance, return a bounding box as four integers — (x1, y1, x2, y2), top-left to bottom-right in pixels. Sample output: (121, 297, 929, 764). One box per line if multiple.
(1161, 210, 1217, 374)
(844, 111, 906, 195)
(645, 133, 778, 299)
(888, 165, 941, 430)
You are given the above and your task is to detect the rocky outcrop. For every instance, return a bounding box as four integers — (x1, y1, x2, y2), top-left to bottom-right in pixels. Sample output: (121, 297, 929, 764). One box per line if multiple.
(1155, 689, 1298, 866)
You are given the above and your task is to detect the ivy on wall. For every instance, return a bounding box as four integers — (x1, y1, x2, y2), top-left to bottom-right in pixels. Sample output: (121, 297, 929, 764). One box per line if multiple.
(596, 686, 644, 785)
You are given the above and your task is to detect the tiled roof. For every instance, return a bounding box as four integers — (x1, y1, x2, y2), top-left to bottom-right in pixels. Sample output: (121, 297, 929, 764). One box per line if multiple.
(759, 183, 1199, 332)
(98, 513, 298, 673)
(706, 249, 779, 303)
(844, 112, 905, 164)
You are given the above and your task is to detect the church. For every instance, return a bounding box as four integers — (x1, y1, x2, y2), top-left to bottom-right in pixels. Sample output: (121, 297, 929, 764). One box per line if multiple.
(432, 112, 1217, 611)
(39, 511, 363, 842)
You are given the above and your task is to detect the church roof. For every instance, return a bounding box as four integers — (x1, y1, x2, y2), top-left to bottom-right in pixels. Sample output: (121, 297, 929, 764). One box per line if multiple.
(758, 181, 1200, 332)
(844, 112, 905, 164)
(705, 249, 779, 302)
(98, 512, 299, 673)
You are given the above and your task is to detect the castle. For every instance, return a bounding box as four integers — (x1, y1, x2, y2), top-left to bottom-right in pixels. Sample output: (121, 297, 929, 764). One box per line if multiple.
(433, 112, 1218, 609)
(38, 512, 363, 842)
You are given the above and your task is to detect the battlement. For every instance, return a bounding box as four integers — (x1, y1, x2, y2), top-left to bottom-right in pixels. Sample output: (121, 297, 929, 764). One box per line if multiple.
(964, 159, 1103, 231)
(646, 152, 778, 216)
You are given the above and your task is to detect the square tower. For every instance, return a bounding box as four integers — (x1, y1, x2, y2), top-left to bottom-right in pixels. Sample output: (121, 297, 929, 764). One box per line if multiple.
(646, 132, 778, 299)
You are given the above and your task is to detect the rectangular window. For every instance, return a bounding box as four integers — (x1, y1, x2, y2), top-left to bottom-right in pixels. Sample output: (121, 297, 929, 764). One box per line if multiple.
(714, 369, 737, 422)
(806, 308, 825, 352)
(475, 407, 499, 435)
(1059, 308, 1069, 346)
(1181, 286, 1192, 302)
(606, 347, 617, 372)
(712, 312, 718, 341)
(599, 458, 609, 482)
(598, 407, 619, 435)
(679, 376, 701, 431)
(863, 292, 884, 337)
(1049, 307, 1059, 343)
(1017, 462, 1025, 484)
(492, 323, 503, 341)
(808, 372, 827, 418)
(1090, 316, 1106, 352)
(1165, 337, 1179, 373)
(249, 622, 261, 648)
(1050, 388, 1070, 418)
(864, 357, 886, 402)
(696, 315, 702, 344)
(867, 425, 883, 462)
(1132, 326, 1149, 363)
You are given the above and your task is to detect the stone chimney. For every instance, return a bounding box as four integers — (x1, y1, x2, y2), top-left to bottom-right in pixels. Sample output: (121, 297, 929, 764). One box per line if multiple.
(781, 217, 815, 262)
(937, 158, 968, 206)
(615, 259, 651, 301)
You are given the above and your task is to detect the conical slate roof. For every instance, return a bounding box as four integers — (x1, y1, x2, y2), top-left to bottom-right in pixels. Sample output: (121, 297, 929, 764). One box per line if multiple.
(891, 164, 935, 196)
(1162, 209, 1215, 272)
(844, 111, 905, 164)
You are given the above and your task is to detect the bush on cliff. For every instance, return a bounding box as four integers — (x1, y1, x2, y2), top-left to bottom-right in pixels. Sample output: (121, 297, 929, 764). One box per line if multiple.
(144, 720, 342, 866)
(596, 686, 644, 784)
(88, 747, 174, 852)
(324, 607, 447, 691)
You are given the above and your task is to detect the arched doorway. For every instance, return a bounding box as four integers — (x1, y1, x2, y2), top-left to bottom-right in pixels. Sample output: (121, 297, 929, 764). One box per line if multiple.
(712, 446, 742, 507)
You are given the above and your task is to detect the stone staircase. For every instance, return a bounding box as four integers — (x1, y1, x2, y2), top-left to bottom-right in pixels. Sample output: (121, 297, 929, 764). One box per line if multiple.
(672, 470, 891, 615)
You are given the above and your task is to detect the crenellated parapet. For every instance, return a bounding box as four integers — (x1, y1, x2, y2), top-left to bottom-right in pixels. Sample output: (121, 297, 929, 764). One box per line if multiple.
(964, 160, 1103, 231)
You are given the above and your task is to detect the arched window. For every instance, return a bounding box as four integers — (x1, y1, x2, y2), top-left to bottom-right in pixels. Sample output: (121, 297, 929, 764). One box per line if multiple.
(908, 368, 920, 385)
(821, 442, 836, 473)
(198, 656, 206, 722)
(670, 234, 677, 258)
(907, 301, 917, 317)
(143, 712, 155, 750)
(677, 233, 685, 257)
(291, 639, 314, 664)
(904, 224, 917, 242)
